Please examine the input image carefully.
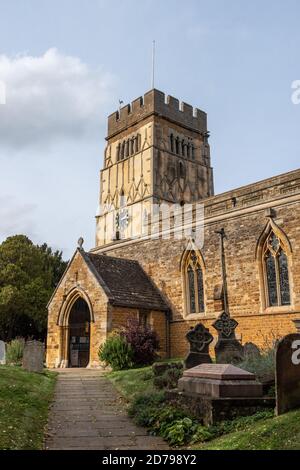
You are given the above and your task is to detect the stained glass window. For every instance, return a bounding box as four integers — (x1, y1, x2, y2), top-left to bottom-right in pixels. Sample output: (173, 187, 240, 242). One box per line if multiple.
(266, 252, 278, 306)
(196, 267, 205, 312)
(263, 232, 291, 307)
(186, 251, 205, 314)
(278, 250, 290, 305)
(188, 266, 196, 313)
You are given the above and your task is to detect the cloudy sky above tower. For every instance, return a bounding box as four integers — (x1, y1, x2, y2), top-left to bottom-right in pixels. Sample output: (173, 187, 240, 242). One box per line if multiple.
(0, 0, 299, 258)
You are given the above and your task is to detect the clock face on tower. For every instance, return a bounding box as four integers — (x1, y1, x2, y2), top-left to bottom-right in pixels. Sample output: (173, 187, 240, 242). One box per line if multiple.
(116, 208, 129, 231)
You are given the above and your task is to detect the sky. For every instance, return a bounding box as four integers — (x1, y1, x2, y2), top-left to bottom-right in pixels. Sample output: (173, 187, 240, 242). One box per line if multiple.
(0, 0, 299, 259)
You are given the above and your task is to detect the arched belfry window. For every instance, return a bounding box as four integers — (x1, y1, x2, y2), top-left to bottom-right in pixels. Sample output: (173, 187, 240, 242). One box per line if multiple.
(262, 231, 291, 307)
(184, 250, 205, 314)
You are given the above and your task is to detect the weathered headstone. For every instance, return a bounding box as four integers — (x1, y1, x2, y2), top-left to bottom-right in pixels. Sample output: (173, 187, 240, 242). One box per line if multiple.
(276, 333, 300, 415)
(22, 340, 44, 373)
(244, 342, 261, 360)
(184, 323, 213, 369)
(213, 311, 244, 364)
(0, 340, 6, 365)
(178, 363, 263, 398)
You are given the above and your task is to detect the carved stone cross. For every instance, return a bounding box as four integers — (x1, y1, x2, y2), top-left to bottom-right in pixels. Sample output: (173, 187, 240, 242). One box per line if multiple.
(212, 311, 238, 340)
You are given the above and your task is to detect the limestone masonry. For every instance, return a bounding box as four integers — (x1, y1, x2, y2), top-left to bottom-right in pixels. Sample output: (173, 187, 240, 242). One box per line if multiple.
(46, 89, 300, 368)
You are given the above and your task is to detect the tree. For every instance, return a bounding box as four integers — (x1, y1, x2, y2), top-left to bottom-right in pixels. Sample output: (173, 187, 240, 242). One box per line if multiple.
(0, 235, 68, 341)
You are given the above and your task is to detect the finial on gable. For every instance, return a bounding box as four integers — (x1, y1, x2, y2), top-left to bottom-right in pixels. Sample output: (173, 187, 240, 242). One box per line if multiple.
(77, 237, 84, 249)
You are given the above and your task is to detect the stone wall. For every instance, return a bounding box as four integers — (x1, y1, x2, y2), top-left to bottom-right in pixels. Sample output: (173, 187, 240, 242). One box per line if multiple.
(109, 306, 167, 358)
(93, 170, 300, 358)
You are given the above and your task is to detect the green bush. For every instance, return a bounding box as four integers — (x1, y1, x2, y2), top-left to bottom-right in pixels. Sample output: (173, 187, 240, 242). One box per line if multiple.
(128, 390, 166, 426)
(6, 338, 25, 365)
(99, 335, 134, 370)
(153, 367, 183, 390)
(238, 347, 275, 382)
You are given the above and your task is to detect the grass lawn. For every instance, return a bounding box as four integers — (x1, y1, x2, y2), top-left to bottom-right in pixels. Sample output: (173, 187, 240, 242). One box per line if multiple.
(108, 366, 155, 401)
(107, 358, 183, 401)
(192, 408, 300, 450)
(0, 366, 57, 450)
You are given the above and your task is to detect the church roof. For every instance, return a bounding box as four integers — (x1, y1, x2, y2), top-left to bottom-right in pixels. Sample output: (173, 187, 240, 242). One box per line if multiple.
(82, 251, 169, 312)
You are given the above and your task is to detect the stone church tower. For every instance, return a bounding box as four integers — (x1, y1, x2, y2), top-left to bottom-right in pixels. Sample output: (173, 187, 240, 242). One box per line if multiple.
(96, 89, 214, 246)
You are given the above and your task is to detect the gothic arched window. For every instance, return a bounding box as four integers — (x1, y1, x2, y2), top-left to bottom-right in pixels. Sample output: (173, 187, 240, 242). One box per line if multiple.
(120, 141, 125, 160)
(263, 232, 291, 307)
(175, 137, 180, 155)
(184, 250, 205, 314)
(186, 143, 191, 158)
(170, 134, 174, 153)
(191, 144, 195, 160)
(116, 143, 121, 161)
(179, 161, 186, 179)
(130, 138, 135, 155)
(135, 134, 141, 153)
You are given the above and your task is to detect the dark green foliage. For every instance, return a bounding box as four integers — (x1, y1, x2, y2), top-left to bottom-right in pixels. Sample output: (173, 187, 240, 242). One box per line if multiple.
(153, 367, 183, 389)
(99, 334, 134, 370)
(0, 235, 67, 341)
(129, 385, 274, 446)
(238, 347, 275, 382)
(6, 338, 25, 365)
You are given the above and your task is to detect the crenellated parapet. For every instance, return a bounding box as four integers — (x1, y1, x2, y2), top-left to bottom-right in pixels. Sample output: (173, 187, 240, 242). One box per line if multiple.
(107, 89, 207, 138)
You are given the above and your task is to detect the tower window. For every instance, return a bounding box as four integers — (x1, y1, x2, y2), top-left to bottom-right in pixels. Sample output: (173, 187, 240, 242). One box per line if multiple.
(130, 138, 135, 155)
(181, 139, 185, 156)
(135, 134, 141, 153)
(116, 143, 121, 161)
(175, 137, 180, 155)
(170, 134, 174, 153)
(179, 161, 186, 179)
(186, 143, 190, 158)
(121, 141, 125, 160)
(191, 144, 195, 160)
(125, 140, 129, 158)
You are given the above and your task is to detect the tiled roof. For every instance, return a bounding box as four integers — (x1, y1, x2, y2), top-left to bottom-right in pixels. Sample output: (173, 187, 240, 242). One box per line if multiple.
(82, 251, 169, 312)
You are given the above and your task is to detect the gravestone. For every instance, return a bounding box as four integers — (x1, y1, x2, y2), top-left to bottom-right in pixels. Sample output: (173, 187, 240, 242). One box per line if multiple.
(276, 333, 300, 415)
(22, 340, 44, 373)
(178, 363, 263, 398)
(184, 323, 213, 369)
(0, 340, 6, 365)
(244, 342, 261, 360)
(213, 311, 244, 364)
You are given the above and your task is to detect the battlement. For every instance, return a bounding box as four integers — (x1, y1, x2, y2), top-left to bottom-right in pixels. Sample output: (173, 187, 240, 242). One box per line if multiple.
(107, 89, 207, 138)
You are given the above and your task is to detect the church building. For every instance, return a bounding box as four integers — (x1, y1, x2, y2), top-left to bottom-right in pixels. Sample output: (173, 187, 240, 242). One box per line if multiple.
(46, 89, 300, 368)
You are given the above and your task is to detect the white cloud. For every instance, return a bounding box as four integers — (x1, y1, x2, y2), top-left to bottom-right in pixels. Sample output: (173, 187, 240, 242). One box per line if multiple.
(0, 48, 116, 150)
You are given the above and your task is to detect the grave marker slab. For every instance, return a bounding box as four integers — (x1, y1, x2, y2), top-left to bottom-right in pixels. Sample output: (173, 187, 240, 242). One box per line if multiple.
(178, 363, 263, 398)
(0, 340, 6, 365)
(184, 323, 213, 369)
(244, 342, 261, 360)
(213, 311, 244, 364)
(22, 340, 44, 373)
(276, 333, 300, 415)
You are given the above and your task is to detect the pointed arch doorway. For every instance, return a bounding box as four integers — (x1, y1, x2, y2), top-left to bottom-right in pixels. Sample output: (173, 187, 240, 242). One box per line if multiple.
(68, 298, 91, 368)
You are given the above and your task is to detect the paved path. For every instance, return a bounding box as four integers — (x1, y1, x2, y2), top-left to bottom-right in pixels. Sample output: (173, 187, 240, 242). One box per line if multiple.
(45, 369, 168, 450)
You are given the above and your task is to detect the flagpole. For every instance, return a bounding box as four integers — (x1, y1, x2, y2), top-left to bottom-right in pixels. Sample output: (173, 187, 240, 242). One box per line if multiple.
(151, 40, 155, 89)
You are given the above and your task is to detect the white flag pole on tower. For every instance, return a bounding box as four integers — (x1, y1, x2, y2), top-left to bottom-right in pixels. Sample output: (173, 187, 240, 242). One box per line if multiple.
(151, 40, 155, 89)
